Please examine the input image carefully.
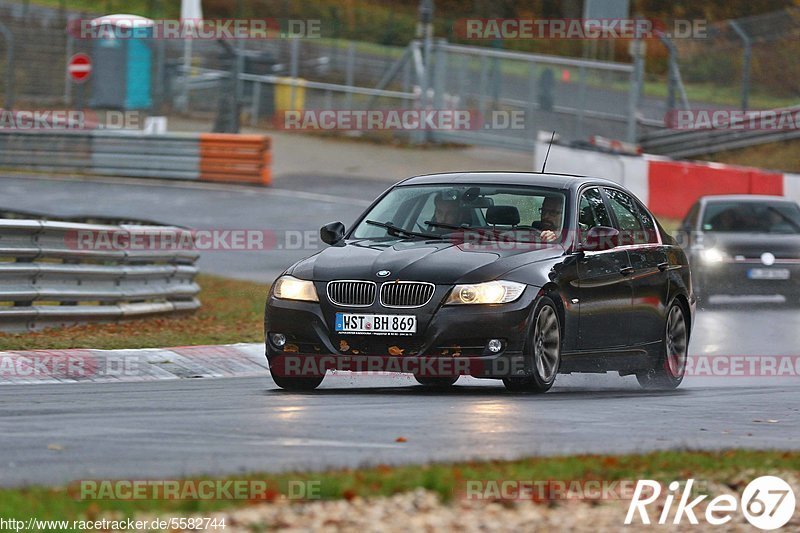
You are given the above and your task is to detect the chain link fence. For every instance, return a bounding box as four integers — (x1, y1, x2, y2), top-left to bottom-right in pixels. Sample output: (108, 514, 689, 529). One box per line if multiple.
(666, 7, 800, 111)
(2, 1, 797, 151)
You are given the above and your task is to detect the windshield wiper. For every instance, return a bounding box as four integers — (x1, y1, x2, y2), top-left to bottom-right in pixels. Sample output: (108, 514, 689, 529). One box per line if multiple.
(365, 220, 442, 240)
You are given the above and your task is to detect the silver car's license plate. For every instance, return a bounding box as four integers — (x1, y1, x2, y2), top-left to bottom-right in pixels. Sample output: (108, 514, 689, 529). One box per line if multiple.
(335, 313, 417, 335)
(747, 268, 790, 280)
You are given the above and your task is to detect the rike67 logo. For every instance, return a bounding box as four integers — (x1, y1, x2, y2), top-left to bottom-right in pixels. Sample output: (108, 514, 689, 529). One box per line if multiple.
(626, 476, 796, 530)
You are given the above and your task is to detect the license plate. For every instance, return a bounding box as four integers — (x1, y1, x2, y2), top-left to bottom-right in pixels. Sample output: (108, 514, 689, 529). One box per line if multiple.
(747, 268, 790, 280)
(335, 313, 417, 335)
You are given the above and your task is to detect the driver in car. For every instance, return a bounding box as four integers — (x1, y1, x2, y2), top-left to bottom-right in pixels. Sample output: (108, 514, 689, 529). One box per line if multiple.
(432, 193, 464, 227)
(533, 196, 563, 242)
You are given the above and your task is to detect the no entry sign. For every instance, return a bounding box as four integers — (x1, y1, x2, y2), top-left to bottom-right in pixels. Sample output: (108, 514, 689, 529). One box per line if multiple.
(68, 53, 92, 82)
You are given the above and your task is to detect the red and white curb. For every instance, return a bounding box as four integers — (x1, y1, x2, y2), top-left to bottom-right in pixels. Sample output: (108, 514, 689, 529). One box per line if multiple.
(0, 343, 267, 385)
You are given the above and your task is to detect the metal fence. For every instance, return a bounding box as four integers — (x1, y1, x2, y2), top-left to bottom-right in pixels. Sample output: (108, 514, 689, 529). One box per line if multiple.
(669, 7, 800, 113)
(427, 41, 637, 150)
(0, 2, 642, 150)
(0, 215, 200, 332)
(2, 2, 798, 152)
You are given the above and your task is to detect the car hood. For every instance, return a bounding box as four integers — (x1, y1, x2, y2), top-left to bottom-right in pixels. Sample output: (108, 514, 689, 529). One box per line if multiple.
(288, 238, 565, 285)
(703, 232, 800, 258)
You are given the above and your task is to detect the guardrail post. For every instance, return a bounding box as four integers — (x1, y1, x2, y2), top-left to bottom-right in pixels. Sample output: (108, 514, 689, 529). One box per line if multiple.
(0, 21, 15, 110)
(729, 21, 752, 112)
(345, 41, 355, 111)
(251, 81, 262, 126)
(290, 38, 300, 111)
(576, 64, 587, 140)
(528, 63, 537, 148)
(627, 38, 645, 143)
(432, 39, 447, 110)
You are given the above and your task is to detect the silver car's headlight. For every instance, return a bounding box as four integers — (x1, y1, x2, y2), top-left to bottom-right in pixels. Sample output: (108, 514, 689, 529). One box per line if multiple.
(445, 280, 526, 305)
(700, 248, 727, 264)
(273, 275, 318, 302)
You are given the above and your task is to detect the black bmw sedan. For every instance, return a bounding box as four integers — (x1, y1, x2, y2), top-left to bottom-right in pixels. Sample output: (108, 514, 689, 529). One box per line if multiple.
(265, 172, 695, 392)
(676, 194, 800, 303)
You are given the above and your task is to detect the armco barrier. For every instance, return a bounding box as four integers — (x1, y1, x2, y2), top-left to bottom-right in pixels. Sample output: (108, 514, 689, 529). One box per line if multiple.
(647, 160, 783, 219)
(0, 218, 200, 332)
(199, 134, 272, 185)
(0, 130, 271, 186)
(534, 137, 790, 220)
(783, 174, 800, 206)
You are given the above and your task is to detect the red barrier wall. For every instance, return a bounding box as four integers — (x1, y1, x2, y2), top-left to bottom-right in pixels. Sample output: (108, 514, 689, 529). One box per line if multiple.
(647, 160, 783, 219)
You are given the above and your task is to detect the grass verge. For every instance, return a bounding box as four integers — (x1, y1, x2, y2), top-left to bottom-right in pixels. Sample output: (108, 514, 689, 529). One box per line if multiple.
(0, 450, 796, 526)
(0, 274, 268, 351)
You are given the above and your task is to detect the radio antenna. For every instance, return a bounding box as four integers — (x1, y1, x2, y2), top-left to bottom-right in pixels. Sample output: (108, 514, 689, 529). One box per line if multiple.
(540, 131, 556, 173)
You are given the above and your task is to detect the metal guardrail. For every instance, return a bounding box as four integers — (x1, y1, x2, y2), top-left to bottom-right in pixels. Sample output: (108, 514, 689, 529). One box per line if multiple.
(0, 130, 198, 179)
(640, 105, 800, 158)
(0, 130, 272, 185)
(0, 217, 200, 332)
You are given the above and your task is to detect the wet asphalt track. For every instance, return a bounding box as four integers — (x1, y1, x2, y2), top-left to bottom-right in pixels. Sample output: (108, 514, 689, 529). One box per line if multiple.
(0, 173, 389, 283)
(1, 174, 799, 487)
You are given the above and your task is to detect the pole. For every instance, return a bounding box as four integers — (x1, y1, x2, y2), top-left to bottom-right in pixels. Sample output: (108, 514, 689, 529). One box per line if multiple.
(729, 21, 751, 112)
(415, 0, 434, 144)
(626, 38, 645, 143)
(0, 22, 14, 110)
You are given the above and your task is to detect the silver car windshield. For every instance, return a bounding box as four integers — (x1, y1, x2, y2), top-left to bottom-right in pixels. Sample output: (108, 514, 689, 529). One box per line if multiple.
(702, 201, 800, 234)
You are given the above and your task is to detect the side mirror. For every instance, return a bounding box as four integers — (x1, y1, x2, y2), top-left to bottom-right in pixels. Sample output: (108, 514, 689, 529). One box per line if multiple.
(581, 226, 619, 252)
(320, 221, 345, 246)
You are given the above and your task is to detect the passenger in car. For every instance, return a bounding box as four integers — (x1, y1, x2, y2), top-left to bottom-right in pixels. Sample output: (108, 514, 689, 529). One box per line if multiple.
(533, 195, 563, 242)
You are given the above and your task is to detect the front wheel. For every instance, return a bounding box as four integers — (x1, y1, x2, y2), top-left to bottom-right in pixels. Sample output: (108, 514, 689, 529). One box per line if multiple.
(503, 296, 561, 393)
(637, 301, 688, 390)
(271, 373, 324, 391)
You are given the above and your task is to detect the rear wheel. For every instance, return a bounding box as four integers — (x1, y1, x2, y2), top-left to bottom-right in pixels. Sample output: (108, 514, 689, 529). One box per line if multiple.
(637, 301, 688, 390)
(503, 296, 561, 393)
(414, 375, 458, 388)
(271, 374, 324, 391)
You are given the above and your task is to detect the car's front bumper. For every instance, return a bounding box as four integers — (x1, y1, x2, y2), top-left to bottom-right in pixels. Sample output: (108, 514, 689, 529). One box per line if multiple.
(264, 287, 541, 379)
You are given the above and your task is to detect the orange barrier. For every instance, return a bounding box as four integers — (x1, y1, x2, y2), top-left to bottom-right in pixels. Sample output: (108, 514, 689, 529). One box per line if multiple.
(198, 134, 272, 186)
(647, 160, 783, 219)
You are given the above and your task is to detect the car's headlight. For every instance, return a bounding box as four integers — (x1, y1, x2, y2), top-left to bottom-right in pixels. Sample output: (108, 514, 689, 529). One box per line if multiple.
(273, 275, 318, 302)
(700, 248, 727, 264)
(445, 280, 526, 305)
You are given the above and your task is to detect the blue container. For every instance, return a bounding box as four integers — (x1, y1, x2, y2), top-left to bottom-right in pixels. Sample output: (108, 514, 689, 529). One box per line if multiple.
(89, 16, 153, 110)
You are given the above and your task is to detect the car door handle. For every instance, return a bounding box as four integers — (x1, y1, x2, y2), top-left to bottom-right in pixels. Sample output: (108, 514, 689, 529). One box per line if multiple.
(657, 262, 670, 272)
(619, 266, 634, 276)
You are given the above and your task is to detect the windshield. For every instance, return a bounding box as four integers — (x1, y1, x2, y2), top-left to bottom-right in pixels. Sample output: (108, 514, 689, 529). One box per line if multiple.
(351, 184, 567, 242)
(702, 201, 800, 234)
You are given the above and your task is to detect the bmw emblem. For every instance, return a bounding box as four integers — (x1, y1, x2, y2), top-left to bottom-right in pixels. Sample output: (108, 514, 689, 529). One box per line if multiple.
(377, 270, 391, 277)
